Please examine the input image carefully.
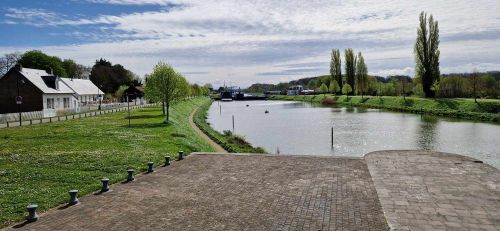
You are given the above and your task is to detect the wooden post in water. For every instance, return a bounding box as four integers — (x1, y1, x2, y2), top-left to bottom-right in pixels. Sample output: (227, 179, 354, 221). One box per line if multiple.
(331, 127, 334, 149)
(219, 105, 222, 114)
(232, 115, 235, 132)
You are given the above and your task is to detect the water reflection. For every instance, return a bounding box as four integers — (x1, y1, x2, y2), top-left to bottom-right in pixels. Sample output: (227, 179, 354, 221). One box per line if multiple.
(416, 115, 438, 150)
(208, 100, 500, 168)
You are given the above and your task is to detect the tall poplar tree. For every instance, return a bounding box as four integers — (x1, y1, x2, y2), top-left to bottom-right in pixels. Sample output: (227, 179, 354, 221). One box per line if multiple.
(355, 52, 368, 97)
(344, 48, 356, 95)
(414, 11, 440, 98)
(330, 49, 342, 90)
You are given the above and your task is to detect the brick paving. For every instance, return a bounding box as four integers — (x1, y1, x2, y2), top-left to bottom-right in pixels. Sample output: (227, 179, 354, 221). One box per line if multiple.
(365, 150, 500, 231)
(7, 151, 500, 231)
(8, 154, 388, 231)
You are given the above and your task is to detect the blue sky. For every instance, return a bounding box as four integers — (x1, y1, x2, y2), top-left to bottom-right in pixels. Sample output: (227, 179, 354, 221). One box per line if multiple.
(1, 0, 500, 87)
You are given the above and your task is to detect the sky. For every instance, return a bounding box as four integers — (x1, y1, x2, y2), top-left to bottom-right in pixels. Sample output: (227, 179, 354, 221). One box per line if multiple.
(1, 0, 499, 87)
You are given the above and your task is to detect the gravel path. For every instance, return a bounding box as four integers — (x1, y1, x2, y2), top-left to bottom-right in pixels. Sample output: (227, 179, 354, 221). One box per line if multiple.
(188, 106, 227, 153)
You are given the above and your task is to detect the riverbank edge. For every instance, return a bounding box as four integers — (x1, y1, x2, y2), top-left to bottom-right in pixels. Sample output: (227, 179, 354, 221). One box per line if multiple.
(269, 95, 500, 123)
(193, 100, 267, 153)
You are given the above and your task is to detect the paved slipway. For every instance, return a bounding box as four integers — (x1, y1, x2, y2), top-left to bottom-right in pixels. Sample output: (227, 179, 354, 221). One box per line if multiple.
(6, 151, 500, 231)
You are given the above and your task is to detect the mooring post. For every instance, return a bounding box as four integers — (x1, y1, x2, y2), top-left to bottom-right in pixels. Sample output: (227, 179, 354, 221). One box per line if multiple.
(127, 169, 135, 182)
(331, 126, 334, 148)
(232, 115, 235, 132)
(219, 104, 221, 114)
(147, 162, 154, 173)
(164, 155, 171, 166)
(68, 190, 79, 205)
(26, 204, 39, 222)
(101, 178, 110, 192)
(178, 151, 184, 160)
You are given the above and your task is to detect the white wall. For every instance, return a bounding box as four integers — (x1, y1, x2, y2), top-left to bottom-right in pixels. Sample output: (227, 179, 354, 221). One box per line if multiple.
(42, 94, 79, 117)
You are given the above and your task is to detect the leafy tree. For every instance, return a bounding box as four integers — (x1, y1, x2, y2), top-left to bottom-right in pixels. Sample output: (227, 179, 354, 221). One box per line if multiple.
(329, 80, 340, 95)
(307, 79, 320, 90)
(319, 83, 328, 94)
(144, 62, 189, 123)
(414, 11, 440, 98)
(62, 59, 78, 78)
(18, 50, 67, 76)
(0, 52, 21, 76)
(355, 52, 368, 97)
(479, 75, 498, 98)
(330, 49, 342, 90)
(191, 83, 201, 96)
(90, 58, 136, 94)
(344, 48, 356, 95)
(114, 85, 129, 99)
(342, 83, 352, 95)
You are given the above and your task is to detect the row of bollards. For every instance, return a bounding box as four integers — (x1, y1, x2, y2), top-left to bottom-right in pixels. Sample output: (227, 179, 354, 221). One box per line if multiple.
(24, 150, 185, 223)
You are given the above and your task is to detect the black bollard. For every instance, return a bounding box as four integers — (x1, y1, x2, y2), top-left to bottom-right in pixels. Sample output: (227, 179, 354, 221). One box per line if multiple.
(101, 178, 110, 192)
(68, 190, 79, 205)
(177, 151, 184, 161)
(164, 155, 171, 166)
(26, 204, 39, 222)
(127, 169, 135, 182)
(147, 162, 154, 173)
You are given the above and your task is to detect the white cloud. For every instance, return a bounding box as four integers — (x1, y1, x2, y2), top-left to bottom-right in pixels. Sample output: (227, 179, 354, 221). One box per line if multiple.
(2, 0, 500, 87)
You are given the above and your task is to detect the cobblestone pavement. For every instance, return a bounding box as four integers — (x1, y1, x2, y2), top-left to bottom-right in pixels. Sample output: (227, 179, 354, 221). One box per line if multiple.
(8, 154, 388, 231)
(365, 150, 500, 231)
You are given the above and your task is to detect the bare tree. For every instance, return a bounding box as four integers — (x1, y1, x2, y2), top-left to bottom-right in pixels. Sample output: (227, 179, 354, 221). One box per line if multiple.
(0, 52, 22, 76)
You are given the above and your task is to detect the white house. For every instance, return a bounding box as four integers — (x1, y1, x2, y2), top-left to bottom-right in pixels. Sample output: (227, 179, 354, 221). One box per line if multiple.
(19, 68, 79, 117)
(60, 78, 103, 105)
(0, 66, 105, 118)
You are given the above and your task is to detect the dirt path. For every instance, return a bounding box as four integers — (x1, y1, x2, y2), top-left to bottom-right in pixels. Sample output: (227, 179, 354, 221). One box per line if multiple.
(189, 106, 227, 153)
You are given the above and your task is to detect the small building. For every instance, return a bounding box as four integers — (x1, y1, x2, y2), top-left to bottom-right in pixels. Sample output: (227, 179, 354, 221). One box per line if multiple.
(287, 85, 304, 96)
(60, 78, 103, 105)
(122, 85, 145, 104)
(0, 65, 79, 117)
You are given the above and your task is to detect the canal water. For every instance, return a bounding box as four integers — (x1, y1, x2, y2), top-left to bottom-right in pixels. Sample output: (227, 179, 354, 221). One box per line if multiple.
(207, 100, 500, 168)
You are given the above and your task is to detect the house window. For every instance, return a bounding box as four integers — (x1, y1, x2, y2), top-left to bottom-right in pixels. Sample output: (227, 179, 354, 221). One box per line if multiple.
(56, 98, 61, 108)
(63, 98, 70, 108)
(47, 98, 55, 109)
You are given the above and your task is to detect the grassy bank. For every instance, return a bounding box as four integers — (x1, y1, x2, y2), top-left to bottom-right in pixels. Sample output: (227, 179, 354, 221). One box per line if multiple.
(0, 97, 215, 227)
(193, 100, 266, 153)
(270, 95, 500, 122)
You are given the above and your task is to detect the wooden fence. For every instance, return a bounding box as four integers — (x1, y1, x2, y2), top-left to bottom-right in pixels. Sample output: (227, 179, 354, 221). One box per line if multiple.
(0, 103, 160, 129)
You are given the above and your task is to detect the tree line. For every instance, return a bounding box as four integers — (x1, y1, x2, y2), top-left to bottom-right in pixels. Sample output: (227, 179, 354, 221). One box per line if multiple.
(246, 11, 499, 99)
(0, 50, 142, 98)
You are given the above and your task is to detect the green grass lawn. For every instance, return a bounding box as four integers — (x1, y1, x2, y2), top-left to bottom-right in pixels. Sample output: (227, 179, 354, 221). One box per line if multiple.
(270, 95, 500, 122)
(0, 97, 215, 227)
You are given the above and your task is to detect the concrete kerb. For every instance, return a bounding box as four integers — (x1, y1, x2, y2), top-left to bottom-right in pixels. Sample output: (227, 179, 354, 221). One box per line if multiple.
(363, 149, 496, 169)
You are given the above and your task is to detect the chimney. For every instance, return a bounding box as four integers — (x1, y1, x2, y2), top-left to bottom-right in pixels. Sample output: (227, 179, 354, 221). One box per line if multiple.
(15, 64, 22, 72)
(47, 67, 53, 75)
